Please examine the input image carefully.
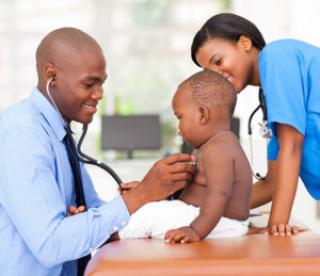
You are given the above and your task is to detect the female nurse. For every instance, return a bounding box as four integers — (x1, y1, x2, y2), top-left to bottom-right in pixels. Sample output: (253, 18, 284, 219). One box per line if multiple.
(191, 13, 320, 235)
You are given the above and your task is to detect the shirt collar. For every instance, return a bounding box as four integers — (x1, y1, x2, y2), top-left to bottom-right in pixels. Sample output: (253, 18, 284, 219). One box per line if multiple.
(30, 88, 67, 141)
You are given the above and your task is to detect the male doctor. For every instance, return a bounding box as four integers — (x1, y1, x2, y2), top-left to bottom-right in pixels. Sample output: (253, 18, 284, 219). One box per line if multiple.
(0, 27, 194, 275)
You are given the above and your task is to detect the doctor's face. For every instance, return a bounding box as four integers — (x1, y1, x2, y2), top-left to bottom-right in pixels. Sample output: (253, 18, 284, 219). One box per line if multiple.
(52, 48, 107, 124)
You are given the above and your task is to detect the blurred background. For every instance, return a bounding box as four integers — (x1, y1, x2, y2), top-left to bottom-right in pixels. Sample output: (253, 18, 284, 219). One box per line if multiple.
(1, 0, 319, 231)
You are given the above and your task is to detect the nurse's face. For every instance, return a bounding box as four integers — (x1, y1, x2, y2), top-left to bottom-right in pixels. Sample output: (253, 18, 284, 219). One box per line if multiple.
(195, 36, 258, 93)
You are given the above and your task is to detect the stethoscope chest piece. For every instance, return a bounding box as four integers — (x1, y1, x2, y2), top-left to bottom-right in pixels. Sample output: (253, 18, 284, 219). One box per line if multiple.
(247, 88, 271, 181)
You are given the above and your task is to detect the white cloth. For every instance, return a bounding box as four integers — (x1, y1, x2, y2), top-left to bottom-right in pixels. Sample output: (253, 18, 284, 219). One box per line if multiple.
(119, 200, 248, 240)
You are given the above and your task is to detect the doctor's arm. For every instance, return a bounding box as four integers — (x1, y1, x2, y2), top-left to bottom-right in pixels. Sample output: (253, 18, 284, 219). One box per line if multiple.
(1, 128, 194, 267)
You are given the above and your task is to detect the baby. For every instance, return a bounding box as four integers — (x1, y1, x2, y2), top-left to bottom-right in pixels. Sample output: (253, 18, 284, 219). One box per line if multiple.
(69, 70, 253, 243)
(114, 69, 252, 243)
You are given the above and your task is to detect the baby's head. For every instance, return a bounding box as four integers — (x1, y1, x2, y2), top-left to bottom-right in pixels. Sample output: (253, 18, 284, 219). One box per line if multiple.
(172, 69, 237, 148)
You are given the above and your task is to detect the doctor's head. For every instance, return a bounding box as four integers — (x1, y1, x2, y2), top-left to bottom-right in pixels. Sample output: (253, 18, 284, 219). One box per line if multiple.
(36, 27, 107, 124)
(172, 69, 237, 149)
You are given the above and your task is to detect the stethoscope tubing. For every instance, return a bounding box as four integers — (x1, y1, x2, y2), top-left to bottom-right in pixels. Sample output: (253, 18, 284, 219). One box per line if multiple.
(46, 78, 124, 189)
(247, 88, 271, 181)
(77, 124, 123, 187)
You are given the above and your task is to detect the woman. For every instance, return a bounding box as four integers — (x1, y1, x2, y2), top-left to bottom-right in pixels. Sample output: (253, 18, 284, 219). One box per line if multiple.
(191, 13, 320, 235)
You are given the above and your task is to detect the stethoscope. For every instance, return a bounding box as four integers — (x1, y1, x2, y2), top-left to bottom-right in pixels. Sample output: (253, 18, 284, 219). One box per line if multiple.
(77, 124, 123, 186)
(247, 88, 272, 180)
(46, 78, 124, 189)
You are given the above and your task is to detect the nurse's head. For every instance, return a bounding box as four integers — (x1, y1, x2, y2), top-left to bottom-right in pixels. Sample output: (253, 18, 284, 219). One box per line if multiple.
(36, 27, 107, 124)
(191, 13, 266, 93)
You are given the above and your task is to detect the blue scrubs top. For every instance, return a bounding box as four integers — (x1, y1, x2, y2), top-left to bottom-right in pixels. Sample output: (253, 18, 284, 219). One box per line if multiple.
(259, 39, 320, 199)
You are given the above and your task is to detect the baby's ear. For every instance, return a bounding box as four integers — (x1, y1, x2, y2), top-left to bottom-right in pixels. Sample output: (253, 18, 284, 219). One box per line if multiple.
(199, 106, 210, 125)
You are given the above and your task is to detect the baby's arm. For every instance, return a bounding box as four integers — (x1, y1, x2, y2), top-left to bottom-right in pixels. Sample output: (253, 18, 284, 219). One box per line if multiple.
(166, 144, 234, 243)
(190, 144, 234, 239)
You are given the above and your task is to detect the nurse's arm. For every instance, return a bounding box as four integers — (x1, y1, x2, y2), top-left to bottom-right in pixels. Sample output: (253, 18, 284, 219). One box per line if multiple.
(250, 160, 277, 209)
(268, 124, 304, 232)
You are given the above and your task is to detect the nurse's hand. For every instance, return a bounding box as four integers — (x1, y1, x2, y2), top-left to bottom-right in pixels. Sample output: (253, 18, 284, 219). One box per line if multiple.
(121, 153, 195, 214)
(260, 223, 304, 236)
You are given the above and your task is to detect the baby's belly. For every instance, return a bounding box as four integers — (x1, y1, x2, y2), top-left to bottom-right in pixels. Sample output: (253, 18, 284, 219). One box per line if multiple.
(180, 183, 206, 207)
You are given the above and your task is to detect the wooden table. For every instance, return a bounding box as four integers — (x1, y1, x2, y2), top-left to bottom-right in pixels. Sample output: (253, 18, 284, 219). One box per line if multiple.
(85, 230, 320, 275)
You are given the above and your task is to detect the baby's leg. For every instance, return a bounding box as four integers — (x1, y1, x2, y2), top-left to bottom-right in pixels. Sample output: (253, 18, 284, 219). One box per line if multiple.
(205, 217, 249, 239)
(149, 200, 198, 239)
(119, 200, 199, 240)
(118, 201, 160, 239)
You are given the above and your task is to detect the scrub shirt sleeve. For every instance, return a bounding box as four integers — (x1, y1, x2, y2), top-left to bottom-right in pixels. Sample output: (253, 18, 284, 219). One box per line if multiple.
(259, 45, 306, 160)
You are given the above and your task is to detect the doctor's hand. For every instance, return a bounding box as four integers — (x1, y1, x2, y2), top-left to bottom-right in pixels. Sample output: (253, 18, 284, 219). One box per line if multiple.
(139, 153, 195, 201)
(67, 205, 85, 217)
(121, 153, 195, 214)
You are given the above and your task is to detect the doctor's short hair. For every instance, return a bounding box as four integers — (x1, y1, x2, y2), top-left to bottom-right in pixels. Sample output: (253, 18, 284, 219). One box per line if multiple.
(180, 69, 237, 119)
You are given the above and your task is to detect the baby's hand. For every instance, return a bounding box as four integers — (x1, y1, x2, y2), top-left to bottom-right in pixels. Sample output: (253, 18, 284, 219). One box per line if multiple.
(164, 226, 200, 244)
(67, 205, 85, 217)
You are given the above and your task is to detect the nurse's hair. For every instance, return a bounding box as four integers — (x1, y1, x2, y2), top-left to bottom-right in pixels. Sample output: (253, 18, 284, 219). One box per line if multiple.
(180, 69, 237, 120)
(191, 13, 266, 67)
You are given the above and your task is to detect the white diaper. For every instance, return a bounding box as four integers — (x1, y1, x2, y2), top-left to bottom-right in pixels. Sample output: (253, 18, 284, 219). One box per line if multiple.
(119, 200, 248, 240)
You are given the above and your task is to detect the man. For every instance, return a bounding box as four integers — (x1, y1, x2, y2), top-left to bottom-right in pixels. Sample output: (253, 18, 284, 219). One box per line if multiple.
(0, 28, 194, 276)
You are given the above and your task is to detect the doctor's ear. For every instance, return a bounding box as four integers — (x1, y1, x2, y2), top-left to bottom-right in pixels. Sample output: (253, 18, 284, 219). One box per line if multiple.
(45, 63, 57, 83)
(199, 106, 210, 125)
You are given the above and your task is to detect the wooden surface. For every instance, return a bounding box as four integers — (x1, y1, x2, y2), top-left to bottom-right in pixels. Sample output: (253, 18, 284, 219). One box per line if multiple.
(85, 230, 320, 275)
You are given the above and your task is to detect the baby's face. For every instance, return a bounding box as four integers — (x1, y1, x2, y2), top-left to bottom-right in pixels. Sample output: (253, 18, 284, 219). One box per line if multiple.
(172, 85, 202, 148)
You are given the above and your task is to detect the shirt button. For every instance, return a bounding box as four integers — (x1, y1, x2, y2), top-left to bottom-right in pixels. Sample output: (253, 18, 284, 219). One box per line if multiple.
(121, 221, 126, 226)
(113, 226, 118, 231)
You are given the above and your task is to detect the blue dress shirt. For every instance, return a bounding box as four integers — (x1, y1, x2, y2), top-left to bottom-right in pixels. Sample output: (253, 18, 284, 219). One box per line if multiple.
(259, 39, 320, 199)
(0, 89, 130, 275)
